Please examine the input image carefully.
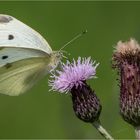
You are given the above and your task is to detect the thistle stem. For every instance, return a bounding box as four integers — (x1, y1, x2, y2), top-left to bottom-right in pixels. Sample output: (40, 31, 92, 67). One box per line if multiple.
(135, 126, 140, 140)
(92, 120, 114, 140)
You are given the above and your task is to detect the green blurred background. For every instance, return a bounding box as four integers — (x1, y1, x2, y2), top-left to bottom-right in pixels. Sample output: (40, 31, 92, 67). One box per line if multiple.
(0, 1, 139, 139)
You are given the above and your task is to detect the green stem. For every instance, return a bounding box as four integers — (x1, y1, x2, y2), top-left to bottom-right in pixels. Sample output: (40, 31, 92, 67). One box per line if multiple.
(135, 126, 140, 140)
(92, 120, 114, 140)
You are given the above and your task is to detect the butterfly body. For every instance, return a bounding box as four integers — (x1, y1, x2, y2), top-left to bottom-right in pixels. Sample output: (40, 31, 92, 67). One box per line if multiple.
(0, 14, 61, 96)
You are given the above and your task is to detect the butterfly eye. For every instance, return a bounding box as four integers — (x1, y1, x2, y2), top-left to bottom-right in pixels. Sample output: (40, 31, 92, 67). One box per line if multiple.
(2, 55, 8, 59)
(8, 34, 14, 40)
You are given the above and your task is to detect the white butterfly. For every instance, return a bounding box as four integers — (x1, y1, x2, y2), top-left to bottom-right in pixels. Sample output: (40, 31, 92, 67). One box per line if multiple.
(0, 14, 62, 96)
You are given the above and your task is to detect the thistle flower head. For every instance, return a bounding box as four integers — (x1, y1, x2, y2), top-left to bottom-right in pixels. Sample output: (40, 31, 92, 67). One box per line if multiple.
(49, 57, 101, 123)
(49, 57, 99, 93)
(115, 38, 140, 55)
(113, 38, 140, 126)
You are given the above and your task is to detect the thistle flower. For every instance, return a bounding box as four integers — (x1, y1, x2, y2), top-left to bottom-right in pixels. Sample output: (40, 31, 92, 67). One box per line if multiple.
(113, 39, 140, 127)
(49, 57, 114, 139)
(112, 39, 140, 139)
(49, 57, 101, 122)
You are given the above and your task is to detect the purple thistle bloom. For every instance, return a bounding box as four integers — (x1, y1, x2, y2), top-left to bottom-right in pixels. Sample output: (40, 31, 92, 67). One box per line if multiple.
(49, 57, 101, 123)
(113, 39, 140, 127)
(49, 57, 99, 93)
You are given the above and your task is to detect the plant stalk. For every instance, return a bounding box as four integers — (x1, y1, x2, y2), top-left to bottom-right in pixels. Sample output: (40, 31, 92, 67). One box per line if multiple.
(92, 120, 114, 140)
(135, 126, 140, 140)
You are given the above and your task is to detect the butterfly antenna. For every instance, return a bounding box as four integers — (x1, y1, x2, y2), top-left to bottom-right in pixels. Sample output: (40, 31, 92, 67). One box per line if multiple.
(59, 29, 87, 51)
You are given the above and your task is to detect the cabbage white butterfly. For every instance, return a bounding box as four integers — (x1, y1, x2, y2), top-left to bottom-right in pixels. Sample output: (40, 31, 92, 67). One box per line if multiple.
(0, 14, 62, 96)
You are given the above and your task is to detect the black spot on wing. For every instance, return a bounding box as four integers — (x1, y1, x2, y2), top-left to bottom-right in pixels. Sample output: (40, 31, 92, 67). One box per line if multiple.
(2, 55, 8, 59)
(4, 63, 12, 69)
(8, 34, 14, 40)
(0, 15, 12, 23)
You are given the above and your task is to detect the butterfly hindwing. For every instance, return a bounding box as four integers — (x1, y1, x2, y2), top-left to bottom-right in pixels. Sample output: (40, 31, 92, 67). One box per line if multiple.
(0, 57, 50, 96)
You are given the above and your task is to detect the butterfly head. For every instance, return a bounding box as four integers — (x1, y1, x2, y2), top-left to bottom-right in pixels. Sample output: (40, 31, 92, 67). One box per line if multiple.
(48, 51, 63, 71)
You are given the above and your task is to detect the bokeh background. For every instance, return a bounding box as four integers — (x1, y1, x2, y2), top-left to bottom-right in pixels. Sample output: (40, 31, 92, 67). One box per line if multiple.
(0, 1, 139, 139)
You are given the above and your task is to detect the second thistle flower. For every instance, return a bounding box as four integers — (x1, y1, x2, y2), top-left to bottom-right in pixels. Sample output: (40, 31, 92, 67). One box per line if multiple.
(113, 39, 140, 127)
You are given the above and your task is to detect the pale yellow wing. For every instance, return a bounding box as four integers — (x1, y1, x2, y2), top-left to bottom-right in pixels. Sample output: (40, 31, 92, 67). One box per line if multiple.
(0, 57, 50, 96)
(0, 14, 52, 54)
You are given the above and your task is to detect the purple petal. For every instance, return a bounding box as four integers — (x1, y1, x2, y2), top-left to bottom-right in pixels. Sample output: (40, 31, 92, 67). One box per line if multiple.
(49, 57, 99, 93)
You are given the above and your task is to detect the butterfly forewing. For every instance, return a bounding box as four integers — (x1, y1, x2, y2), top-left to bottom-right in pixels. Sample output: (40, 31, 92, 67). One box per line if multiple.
(0, 14, 52, 54)
(0, 47, 49, 67)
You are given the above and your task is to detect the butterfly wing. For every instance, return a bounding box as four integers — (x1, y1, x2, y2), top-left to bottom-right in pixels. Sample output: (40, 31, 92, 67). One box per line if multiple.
(0, 14, 52, 54)
(0, 57, 50, 96)
(0, 15, 60, 96)
(0, 47, 49, 67)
